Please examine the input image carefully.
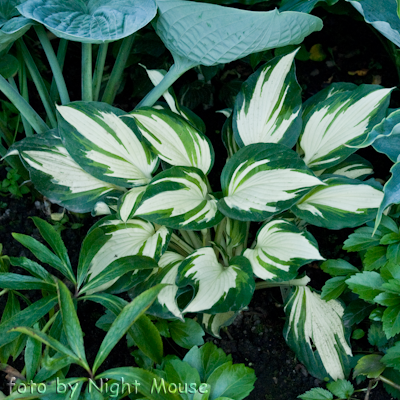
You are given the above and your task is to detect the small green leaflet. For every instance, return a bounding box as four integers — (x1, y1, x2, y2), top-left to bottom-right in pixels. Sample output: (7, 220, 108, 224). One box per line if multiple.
(7, 132, 123, 213)
(381, 341, 400, 371)
(244, 219, 324, 281)
(292, 177, 384, 230)
(57, 102, 157, 188)
(84, 217, 171, 293)
(154, 0, 322, 67)
(233, 50, 302, 148)
(18, 0, 157, 43)
(299, 84, 392, 170)
(219, 143, 323, 221)
(129, 108, 214, 175)
(136, 166, 223, 230)
(326, 379, 354, 399)
(353, 354, 386, 379)
(284, 286, 352, 381)
(298, 388, 333, 400)
(176, 248, 255, 314)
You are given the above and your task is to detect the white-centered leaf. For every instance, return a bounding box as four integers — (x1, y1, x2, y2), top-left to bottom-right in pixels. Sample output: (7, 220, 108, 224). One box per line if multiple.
(57, 102, 158, 188)
(7, 132, 123, 213)
(176, 248, 254, 314)
(118, 186, 147, 222)
(319, 154, 373, 180)
(219, 143, 323, 221)
(136, 166, 223, 230)
(299, 84, 392, 169)
(200, 311, 237, 339)
(233, 50, 302, 148)
(244, 219, 324, 281)
(129, 108, 214, 174)
(292, 176, 384, 230)
(284, 286, 352, 380)
(155, 0, 322, 67)
(18, 0, 156, 43)
(83, 217, 171, 293)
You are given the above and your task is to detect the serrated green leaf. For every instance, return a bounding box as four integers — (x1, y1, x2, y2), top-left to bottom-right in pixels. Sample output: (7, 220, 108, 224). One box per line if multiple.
(364, 246, 387, 271)
(321, 276, 348, 301)
(368, 323, 389, 348)
(381, 341, 400, 371)
(176, 248, 254, 314)
(169, 318, 205, 349)
(244, 219, 324, 281)
(343, 299, 375, 326)
(298, 387, 333, 400)
(219, 143, 323, 221)
(382, 367, 400, 399)
(326, 379, 354, 399)
(321, 259, 359, 276)
(353, 354, 386, 379)
(136, 166, 223, 230)
(18, 0, 156, 43)
(233, 50, 301, 148)
(346, 272, 384, 302)
(343, 226, 381, 252)
(388, 242, 400, 264)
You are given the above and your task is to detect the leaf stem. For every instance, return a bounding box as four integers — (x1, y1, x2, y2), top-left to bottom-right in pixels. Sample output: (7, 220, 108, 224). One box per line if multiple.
(82, 43, 93, 101)
(378, 375, 400, 391)
(179, 229, 194, 248)
(187, 230, 202, 249)
(92, 43, 109, 102)
(170, 233, 194, 255)
(17, 39, 57, 128)
(49, 39, 68, 103)
(35, 26, 70, 105)
(102, 35, 135, 104)
(17, 53, 33, 137)
(0, 75, 49, 134)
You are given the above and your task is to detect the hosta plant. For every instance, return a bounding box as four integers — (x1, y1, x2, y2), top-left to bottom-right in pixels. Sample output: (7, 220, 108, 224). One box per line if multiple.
(4, 48, 394, 385)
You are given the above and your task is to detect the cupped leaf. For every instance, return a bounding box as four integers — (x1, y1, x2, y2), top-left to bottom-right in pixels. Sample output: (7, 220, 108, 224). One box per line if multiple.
(372, 109, 400, 161)
(92, 284, 165, 374)
(219, 143, 323, 221)
(136, 166, 223, 230)
(244, 219, 324, 281)
(346, 0, 400, 48)
(82, 217, 171, 293)
(57, 102, 157, 188)
(199, 311, 237, 339)
(319, 154, 373, 180)
(299, 84, 392, 170)
(291, 176, 384, 230)
(283, 286, 352, 381)
(176, 248, 255, 314)
(7, 131, 123, 213)
(233, 50, 302, 148)
(130, 108, 213, 175)
(0, 53, 19, 78)
(18, 0, 156, 43)
(154, 0, 322, 67)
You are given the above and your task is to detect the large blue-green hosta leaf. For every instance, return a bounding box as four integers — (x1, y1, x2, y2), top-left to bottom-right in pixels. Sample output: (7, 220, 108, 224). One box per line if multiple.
(280, 0, 338, 12)
(219, 143, 323, 221)
(154, 0, 322, 67)
(346, 0, 400, 48)
(233, 50, 302, 148)
(7, 131, 123, 213)
(82, 217, 171, 293)
(244, 219, 324, 281)
(176, 248, 255, 314)
(299, 84, 392, 170)
(284, 286, 352, 381)
(136, 166, 223, 230)
(292, 177, 384, 230)
(17, 0, 156, 43)
(129, 108, 214, 175)
(57, 102, 157, 188)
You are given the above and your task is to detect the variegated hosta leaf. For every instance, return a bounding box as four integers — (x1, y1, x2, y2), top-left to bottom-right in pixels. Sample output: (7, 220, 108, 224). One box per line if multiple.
(291, 176, 384, 230)
(219, 143, 323, 221)
(7, 132, 123, 213)
(57, 102, 158, 188)
(129, 108, 214, 174)
(299, 84, 392, 170)
(284, 286, 352, 381)
(135, 166, 224, 230)
(144, 251, 185, 320)
(222, 115, 239, 159)
(318, 154, 373, 180)
(117, 186, 147, 222)
(233, 50, 302, 148)
(83, 217, 171, 293)
(176, 247, 255, 314)
(199, 311, 237, 339)
(244, 219, 324, 281)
